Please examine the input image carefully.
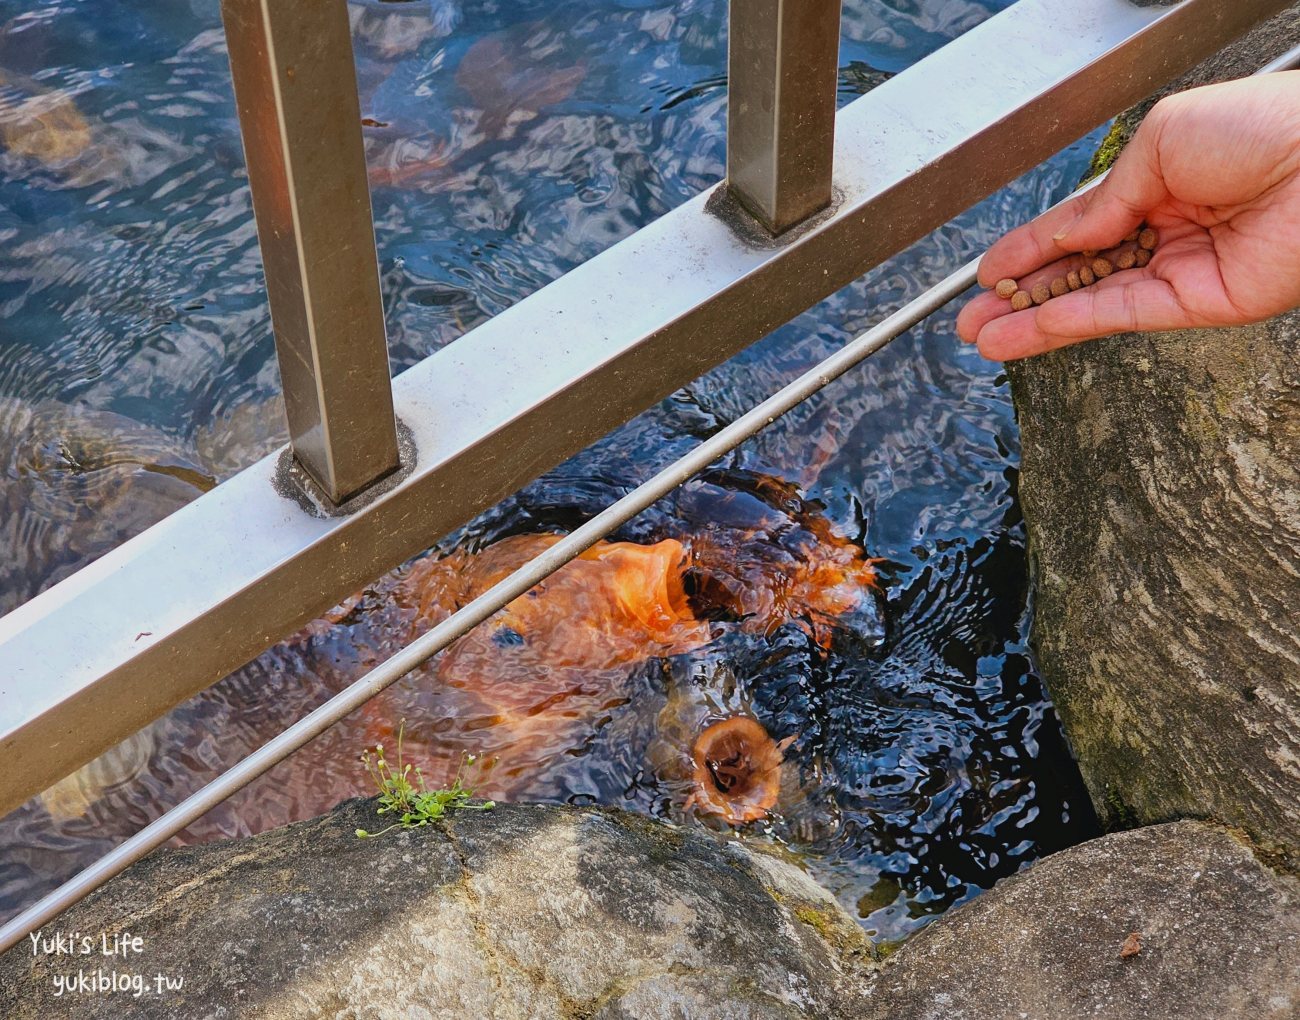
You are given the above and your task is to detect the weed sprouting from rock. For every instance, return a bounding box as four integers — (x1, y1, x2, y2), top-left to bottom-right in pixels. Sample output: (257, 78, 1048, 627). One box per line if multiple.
(355, 720, 494, 838)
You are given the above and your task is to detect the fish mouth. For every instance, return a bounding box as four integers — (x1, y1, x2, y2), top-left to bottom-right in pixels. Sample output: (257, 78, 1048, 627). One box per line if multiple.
(688, 717, 787, 825)
(679, 567, 748, 623)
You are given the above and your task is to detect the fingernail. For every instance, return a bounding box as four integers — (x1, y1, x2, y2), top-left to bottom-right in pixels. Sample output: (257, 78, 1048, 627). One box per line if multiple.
(1053, 209, 1083, 243)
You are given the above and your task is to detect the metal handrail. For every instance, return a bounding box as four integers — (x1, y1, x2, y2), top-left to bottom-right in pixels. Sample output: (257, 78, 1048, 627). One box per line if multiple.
(222, 0, 401, 503)
(4, 15, 1298, 934)
(1, 20, 1297, 954)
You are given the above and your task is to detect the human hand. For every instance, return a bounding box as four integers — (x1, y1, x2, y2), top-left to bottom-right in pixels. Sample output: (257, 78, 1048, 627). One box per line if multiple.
(957, 72, 1300, 360)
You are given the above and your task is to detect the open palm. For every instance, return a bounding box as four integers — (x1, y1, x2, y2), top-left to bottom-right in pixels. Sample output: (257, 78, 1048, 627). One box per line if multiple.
(958, 73, 1300, 360)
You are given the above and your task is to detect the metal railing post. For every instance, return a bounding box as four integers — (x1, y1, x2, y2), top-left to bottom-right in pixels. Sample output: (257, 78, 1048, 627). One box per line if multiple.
(221, 0, 400, 504)
(727, 0, 843, 235)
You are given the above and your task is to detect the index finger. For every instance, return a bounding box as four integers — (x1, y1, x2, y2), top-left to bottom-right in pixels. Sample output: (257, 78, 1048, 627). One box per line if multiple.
(958, 249, 1096, 342)
(976, 188, 1099, 288)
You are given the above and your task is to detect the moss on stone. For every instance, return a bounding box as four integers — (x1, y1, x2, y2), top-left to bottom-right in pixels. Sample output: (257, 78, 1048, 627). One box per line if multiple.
(793, 904, 836, 938)
(1104, 784, 1140, 830)
(743, 835, 814, 870)
(791, 900, 879, 965)
(602, 805, 686, 861)
(1080, 118, 1130, 184)
(1221, 823, 1300, 879)
(1183, 393, 1221, 443)
(873, 938, 906, 961)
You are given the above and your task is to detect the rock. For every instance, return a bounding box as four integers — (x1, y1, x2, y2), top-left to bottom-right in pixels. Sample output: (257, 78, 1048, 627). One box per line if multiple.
(9, 803, 1297, 1020)
(863, 821, 1300, 1020)
(1007, 9, 1300, 862)
(1081, 6, 1300, 183)
(0, 800, 874, 1019)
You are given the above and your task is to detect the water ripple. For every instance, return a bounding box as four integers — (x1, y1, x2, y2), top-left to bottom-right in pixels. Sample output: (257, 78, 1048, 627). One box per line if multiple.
(0, 0, 1100, 946)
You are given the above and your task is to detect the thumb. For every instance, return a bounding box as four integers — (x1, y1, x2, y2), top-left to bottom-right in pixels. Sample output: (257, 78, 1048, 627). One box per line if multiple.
(1035, 277, 1194, 339)
(1053, 115, 1171, 252)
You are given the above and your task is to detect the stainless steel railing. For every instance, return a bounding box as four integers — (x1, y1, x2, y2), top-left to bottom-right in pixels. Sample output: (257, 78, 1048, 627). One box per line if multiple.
(3, 0, 1286, 819)
(727, 0, 841, 233)
(0, 0, 1296, 951)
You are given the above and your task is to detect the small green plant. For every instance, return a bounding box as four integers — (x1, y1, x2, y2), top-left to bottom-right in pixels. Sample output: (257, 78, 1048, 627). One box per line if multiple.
(355, 720, 494, 838)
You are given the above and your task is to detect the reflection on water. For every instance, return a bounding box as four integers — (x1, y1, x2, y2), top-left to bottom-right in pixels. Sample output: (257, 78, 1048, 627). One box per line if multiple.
(0, 0, 1102, 944)
(0, 397, 213, 609)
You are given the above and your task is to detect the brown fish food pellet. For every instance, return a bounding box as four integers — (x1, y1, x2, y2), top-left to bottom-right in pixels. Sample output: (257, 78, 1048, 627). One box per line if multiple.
(1050, 276, 1069, 298)
(1124, 230, 1140, 243)
(1115, 250, 1137, 270)
(1067, 270, 1082, 291)
(1079, 265, 1096, 286)
(1135, 247, 1152, 267)
(1092, 257, 1114, 278)
(1081, 249, 1098, 259)
(1011, 290, 1033, 312)
(1030, 282, 1051, 306)
(1138, 228, 1158, 251)
(995, 278, 1019, 299)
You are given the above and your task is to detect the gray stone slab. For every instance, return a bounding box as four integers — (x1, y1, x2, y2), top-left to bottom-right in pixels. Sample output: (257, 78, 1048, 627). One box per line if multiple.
(0, 800, 873, 1020)
(864, 821, 1300, 1020)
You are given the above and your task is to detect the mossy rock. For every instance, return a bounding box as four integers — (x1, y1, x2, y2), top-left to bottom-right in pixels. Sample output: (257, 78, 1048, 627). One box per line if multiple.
(0, 800, 874, 1019)
(1008, 6, 1300, 860)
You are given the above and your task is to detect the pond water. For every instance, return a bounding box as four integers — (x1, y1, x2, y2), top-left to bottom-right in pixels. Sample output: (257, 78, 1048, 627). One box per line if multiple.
(0, 0, 1102, 944)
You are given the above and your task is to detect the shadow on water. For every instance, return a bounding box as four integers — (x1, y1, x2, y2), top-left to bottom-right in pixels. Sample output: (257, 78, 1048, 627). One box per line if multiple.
(0, 0, 1100, 944)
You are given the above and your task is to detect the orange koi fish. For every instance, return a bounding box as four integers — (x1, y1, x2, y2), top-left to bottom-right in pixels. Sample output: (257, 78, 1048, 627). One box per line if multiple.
(332, 485, 877, 812)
